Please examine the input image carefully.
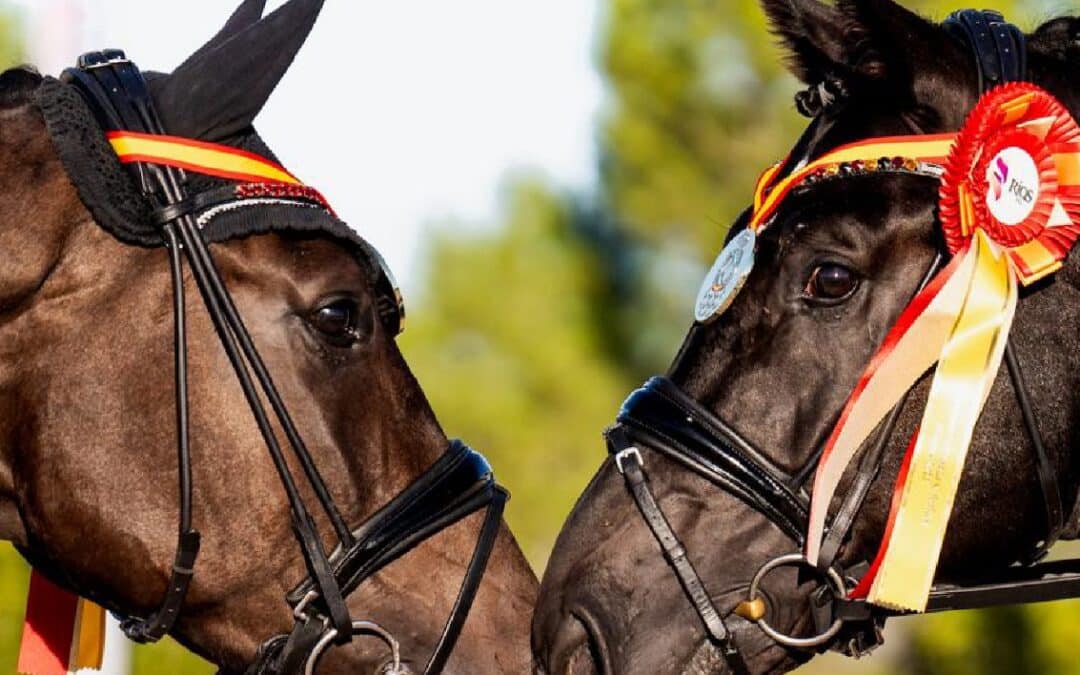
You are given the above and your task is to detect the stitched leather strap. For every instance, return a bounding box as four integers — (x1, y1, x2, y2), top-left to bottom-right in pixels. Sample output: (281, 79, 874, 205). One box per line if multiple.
(617, 379, 809, 544)
(944, 10, 1026, 92)
(65, 50, 205, 646)
(1004, 344, 1064, 560)
(609, 427, 750, 675)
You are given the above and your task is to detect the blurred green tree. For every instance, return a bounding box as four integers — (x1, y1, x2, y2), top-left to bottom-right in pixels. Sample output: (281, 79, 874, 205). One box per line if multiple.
(400, 178, 638, 564)
(0, 544, 29, 673)
(0, 5, 21, 71)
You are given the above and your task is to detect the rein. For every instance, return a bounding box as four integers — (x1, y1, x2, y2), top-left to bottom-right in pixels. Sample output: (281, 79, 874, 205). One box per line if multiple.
(608, 8, 1080, 666)
(47, 50, 506, 674)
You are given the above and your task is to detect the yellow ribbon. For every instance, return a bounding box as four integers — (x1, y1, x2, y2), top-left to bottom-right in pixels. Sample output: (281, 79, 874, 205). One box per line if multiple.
(804, 246, 975, 564)
(70, 598, 105, 671)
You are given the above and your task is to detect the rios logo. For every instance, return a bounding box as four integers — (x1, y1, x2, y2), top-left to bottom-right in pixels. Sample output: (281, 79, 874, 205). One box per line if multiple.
(985, 147, 1039, 225)
(990, 157, 1008, 201)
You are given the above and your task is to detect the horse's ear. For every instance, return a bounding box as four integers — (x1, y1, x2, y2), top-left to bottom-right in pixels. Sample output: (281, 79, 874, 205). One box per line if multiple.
(837, 0, 950, 82)
(204, 0, 267, 50)
(759, 0, 847, 84)
(1029, 17, 1080, 63)
(147, 0, 325, 141)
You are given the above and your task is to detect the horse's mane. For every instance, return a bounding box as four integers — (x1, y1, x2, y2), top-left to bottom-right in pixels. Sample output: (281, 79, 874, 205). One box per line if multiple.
(0, 66, 42, 110)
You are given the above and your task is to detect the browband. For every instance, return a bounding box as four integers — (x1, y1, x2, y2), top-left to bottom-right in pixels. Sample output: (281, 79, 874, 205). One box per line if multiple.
(108, 131, 305, 185)
(750, 136, 953, 231)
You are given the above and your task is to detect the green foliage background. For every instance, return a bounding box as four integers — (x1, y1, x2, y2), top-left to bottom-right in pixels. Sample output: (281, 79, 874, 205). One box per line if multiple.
(0, 1, 1077, 674)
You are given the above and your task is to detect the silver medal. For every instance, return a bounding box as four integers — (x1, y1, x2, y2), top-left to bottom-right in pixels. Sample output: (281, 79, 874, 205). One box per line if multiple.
(694, 228, 756, 323)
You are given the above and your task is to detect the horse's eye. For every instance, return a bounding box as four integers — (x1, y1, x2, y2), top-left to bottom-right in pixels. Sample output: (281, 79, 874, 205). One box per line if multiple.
(804, 263, 858, 302)
(308, 298, 364, 346)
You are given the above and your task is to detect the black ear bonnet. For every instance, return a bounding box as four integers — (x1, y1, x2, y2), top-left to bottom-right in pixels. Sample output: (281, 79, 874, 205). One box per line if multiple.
(29, 0, 404, 334)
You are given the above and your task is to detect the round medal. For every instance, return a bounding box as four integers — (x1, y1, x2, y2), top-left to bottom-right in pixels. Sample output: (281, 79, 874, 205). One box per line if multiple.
(694, 228, 756, 323)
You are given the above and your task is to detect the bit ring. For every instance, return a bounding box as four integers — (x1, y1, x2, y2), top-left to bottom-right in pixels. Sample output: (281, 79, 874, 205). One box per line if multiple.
(304, 620, 403, 675)
(745, 553, 847, 649)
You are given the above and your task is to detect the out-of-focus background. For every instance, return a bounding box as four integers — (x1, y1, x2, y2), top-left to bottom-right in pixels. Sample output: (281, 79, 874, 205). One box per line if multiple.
(0, 0, 1077, 673)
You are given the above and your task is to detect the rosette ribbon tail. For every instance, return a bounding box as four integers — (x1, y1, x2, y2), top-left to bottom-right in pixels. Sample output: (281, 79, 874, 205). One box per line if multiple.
(18, 571, 106, 675)
(805, 245, 982, 565)
(865, 232, 1017, 611)
(807, 234, 1017, 611)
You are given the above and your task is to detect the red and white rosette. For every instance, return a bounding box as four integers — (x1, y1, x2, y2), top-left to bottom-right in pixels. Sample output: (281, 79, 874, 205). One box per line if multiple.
(939, 82, 1080, 282)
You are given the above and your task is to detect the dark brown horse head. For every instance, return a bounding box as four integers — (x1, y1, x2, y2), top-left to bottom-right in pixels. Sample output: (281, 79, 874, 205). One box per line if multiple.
(534, 2, 1080, 673)
(0, 1, 536, 672)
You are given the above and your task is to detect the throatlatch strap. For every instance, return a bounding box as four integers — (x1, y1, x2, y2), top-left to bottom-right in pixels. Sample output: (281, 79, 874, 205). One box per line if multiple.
(1004, 344, 1063, 559)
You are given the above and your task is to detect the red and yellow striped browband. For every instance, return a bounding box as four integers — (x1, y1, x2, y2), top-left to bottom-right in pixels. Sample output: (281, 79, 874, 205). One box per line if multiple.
(750, 134, 955, 231)
(107, 131, 301, 185)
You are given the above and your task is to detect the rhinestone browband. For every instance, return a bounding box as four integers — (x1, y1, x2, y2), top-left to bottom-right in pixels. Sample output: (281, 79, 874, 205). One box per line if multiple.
(795, 156, 945, 189)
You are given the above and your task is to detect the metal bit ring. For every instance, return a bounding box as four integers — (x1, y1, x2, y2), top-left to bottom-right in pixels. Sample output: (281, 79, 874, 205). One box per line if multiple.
(304, 620, 404, 675)
(746, 553, 847, 649)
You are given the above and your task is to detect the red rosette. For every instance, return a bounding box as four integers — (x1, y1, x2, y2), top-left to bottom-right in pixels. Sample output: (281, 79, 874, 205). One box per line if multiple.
(939, 83, 1080, 256)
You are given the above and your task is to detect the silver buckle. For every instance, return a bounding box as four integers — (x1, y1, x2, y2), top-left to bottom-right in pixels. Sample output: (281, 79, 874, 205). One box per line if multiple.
(614, 446, 643, 474)
(82, 55, 132, 70)
(292, 589, 320, 623)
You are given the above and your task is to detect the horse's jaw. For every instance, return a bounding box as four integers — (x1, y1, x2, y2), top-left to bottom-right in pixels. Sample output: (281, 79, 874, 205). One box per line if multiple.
(0, 500, 27, 545)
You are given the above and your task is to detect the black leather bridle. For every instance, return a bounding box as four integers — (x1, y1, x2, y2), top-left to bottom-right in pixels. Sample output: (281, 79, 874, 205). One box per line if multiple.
(607, 9, 1079, 670)
(58, 51, 506, 675)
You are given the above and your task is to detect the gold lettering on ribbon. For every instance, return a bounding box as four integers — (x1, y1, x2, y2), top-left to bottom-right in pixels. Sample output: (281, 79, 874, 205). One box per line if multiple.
(868, 232, 1017, 611)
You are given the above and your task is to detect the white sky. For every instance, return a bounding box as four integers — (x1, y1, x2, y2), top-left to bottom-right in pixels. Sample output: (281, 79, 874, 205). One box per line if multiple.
(13, 0, 604, 290)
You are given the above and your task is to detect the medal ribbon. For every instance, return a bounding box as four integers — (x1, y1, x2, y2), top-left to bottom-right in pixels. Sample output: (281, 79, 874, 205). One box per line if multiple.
(798, 83, 1080, 611)
(17, 571, 105, 675)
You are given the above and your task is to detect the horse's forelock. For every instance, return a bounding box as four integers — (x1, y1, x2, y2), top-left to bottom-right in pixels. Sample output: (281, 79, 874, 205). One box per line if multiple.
(0, 67, 42, 110)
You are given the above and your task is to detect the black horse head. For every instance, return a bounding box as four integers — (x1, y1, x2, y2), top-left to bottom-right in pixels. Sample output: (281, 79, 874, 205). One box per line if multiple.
(534, 2, 1080, 673)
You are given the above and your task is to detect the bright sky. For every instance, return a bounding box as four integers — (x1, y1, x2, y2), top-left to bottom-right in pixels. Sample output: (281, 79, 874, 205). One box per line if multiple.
(14, 0, 604, 290)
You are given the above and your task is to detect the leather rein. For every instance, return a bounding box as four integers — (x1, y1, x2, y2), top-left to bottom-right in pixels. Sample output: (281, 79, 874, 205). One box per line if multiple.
(607, 9, 1078, 670)
(59, 51, 506, 675)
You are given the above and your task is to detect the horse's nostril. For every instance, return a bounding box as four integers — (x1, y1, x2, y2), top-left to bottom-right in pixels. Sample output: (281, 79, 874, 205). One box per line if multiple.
(546, 612, 606, 675)
(567, 639, 600, 675)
